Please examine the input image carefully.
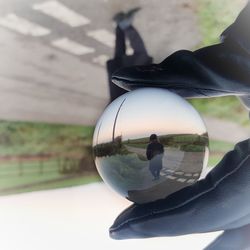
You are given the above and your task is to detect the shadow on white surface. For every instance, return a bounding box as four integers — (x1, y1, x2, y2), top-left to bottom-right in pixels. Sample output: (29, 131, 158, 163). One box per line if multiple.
(0, 183, 221, 250)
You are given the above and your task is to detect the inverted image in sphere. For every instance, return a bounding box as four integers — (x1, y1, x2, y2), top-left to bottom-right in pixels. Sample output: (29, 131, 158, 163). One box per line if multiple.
(93, 88, 209, 204)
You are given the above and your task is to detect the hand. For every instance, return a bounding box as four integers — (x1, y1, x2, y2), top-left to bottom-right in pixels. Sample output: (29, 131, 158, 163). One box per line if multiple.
(109, 3, 250, 249)
(111, 4, 250, 108)
(110, 139, 250, 244)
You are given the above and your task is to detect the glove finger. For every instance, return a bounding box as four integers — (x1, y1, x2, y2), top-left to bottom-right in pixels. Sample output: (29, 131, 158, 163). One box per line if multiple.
(110, 139, 250, 240)
(112, 42, 250, 98)
(112, 50, 214, 97)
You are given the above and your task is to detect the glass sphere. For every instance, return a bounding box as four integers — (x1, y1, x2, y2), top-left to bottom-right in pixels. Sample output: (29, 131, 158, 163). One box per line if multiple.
(93, 88, 209, 204)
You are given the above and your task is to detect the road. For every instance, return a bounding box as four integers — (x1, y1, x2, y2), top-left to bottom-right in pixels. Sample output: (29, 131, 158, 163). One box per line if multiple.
(0, 0, 200, 125)
(124, 145, 205, 203)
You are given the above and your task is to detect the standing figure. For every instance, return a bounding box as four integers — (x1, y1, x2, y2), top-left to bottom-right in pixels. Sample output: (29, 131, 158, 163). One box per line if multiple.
(146, 134, 164, 180)
(106, 8, 153, 102)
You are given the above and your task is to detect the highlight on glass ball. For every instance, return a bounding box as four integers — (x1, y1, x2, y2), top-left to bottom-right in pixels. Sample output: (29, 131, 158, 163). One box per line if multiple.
(93, 88, 209, 204)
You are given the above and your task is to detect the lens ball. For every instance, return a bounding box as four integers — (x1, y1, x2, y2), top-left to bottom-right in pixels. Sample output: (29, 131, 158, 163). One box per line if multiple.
(93, 88, 209, 204)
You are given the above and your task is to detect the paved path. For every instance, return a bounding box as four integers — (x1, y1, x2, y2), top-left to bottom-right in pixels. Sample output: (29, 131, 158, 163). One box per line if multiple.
(123, 145, 205, 203)
(0, 0, 200, 125)
(0, 183, 221, 250)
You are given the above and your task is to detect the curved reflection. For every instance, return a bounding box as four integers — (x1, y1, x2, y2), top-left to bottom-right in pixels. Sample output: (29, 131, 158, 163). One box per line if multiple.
(93, 88, 209, 204)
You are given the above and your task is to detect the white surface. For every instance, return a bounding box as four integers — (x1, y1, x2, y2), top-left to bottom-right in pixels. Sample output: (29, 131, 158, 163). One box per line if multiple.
(33, 0, 90, 27)
(52, 37, 95, 55)
(87, 29, 115, 48)
(0, 183, 222, 250)
(0, 13, 51, 36)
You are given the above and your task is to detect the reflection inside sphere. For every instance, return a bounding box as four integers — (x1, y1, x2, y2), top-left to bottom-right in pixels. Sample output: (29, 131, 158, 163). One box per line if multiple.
(93, 88, 209, 204)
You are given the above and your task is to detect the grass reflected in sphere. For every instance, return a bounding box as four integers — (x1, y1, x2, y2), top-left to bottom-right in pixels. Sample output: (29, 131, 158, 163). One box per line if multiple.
(93, 88, 209, 204)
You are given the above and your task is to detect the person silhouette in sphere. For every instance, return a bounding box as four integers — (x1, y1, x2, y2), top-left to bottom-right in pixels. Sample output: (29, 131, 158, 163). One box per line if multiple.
(146, 134, 164, 180)
(106, 7, 153, 102)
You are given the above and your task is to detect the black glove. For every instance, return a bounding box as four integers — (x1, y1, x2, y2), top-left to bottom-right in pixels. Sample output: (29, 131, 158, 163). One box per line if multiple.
(109, 3, 250, 249)
(112, 3, 250, 107)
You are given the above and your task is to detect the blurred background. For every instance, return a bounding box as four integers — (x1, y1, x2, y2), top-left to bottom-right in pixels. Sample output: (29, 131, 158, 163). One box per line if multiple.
(0, 0, 249, 195)
(0, 0, 249, 249)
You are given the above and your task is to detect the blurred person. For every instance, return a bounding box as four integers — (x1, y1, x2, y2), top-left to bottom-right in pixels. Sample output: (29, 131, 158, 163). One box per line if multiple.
(146, 134, 164, 180)
(106, 7, 153, 102)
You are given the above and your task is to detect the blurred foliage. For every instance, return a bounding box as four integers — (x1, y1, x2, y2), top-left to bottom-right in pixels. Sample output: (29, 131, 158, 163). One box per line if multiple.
(190, 0, 249, 126)
(0, 120, 94, 156)
(0, 120, 98, 194)
(209, 139, 234, 153)
(196, 0, 247, 47)
(208, 139, 234, 167)
(189, 96, 249, 126)
(0, 174, 101, 196)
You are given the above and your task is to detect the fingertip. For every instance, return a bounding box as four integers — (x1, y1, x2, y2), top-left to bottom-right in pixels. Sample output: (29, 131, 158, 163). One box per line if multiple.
(109, 223, 136, 240)
(109, 223, 149, 240)
(109, 226, 127, 240)
(109, 228, 135, 240)
(111, 77, 133, 91)
(109, 229, 124, 240)
(111, 65, 150, 90)
(111, 67, 132, 81)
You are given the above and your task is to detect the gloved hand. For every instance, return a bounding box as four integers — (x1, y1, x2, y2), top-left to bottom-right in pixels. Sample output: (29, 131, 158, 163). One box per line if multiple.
(109, 3, 250, 249)
(112, 4, 250, 108)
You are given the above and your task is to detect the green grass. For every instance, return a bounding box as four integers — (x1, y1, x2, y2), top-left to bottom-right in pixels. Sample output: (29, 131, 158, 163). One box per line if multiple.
(0, 171, 63, 190)
(207, 139, 234, 167)
(189, 96, 250, 127)
(0, 175, 101, 196)
(196, 0, 247, 47)
(208, 154, 223, 167)
(0, 160, 61, 189)
(0, 159, 58, 172)
(0, 120, 94, 156)
(0, 120, 99, 195)
(209, 139, 234, 153)
(0, 152, 101, 194)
